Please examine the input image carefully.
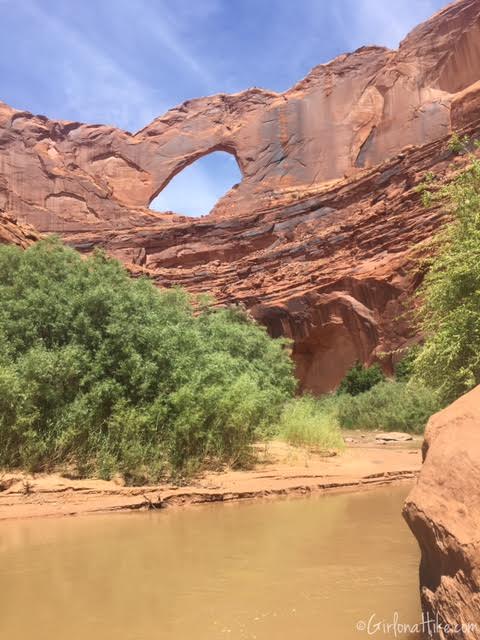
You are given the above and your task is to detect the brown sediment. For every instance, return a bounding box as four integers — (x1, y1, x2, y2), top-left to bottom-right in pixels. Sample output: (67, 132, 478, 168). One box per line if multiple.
(0, 438, 421, 520)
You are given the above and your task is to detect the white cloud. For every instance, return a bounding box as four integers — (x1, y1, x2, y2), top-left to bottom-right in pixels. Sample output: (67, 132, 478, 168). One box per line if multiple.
(23, 0, 221, 130)
(134, 0, 215, 89)
(24, 0, 166, 131)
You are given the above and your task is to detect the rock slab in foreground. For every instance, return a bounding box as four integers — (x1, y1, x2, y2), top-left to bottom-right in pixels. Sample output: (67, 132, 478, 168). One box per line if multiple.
(404, 385, 480, 639)
(375, 432, 413, 442)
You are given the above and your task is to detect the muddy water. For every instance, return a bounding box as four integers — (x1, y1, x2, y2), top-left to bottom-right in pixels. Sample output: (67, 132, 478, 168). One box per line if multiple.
(0, 485, 420, 640)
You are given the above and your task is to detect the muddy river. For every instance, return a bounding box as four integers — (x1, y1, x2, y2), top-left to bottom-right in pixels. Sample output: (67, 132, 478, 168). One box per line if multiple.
(0, 484, 420, 639)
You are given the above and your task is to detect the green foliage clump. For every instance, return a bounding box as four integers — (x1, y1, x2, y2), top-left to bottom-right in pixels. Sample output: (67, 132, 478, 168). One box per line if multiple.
(337, 381, 440, 434)
(414, 171, 437, 193)
(337, 361, 385, 396)
(278, 395, 344, 452)
(447, 132, 471, 155)
(0, 239, 295, 481)
(413, 160, 480, 404)
(394, 346, 421, 382)
(415, 171, 438, 207)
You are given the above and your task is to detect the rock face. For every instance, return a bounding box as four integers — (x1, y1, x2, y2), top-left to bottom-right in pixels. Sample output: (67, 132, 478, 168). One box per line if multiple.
(404, 386, 480, 638)
(0, 0, 480, 391)
(0, 213, 37, 248)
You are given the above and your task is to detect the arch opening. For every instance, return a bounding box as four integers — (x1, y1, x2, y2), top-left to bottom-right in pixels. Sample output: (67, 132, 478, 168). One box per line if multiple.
(150, 151, 242, 218)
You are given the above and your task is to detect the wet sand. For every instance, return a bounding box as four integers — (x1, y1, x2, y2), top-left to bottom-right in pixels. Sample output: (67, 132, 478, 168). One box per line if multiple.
(0, 434, 422, 520)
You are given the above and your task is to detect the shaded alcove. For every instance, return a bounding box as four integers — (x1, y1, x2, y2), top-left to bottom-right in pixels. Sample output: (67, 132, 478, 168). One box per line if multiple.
(150, 151, 242, 217)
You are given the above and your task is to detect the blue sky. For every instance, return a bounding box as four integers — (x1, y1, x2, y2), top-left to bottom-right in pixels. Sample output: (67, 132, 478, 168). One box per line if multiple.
(0, 0, 447, 216)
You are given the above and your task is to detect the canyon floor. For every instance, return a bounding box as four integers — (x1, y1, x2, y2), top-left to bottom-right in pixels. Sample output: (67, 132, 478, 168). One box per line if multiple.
(0, 434, 421, 521)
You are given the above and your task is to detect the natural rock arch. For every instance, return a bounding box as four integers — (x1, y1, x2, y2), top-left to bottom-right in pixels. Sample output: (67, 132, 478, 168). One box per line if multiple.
(1, 0, 480, 393)
(149, 149, 242, 217)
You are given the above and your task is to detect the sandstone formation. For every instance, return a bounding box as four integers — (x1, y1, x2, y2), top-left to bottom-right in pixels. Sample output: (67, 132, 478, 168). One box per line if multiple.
(0, 0, 480, 391)
(404, 386, 480, 639)
(0, 213, 37, 248)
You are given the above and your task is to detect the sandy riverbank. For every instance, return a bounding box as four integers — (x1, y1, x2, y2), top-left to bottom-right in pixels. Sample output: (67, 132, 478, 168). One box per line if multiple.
(0, 434, 422, 520)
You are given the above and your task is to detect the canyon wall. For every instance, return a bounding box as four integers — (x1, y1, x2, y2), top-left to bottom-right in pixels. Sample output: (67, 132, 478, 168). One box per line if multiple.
(1, 0, 480, 391)
(404, 387, 480, 638)
(0, 213, 37, 248)
(2, 0, 480, 631)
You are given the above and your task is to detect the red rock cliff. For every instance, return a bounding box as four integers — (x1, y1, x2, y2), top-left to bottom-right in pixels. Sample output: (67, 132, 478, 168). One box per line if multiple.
(0, 0, 480, 391)
(0, 213, 37, 248)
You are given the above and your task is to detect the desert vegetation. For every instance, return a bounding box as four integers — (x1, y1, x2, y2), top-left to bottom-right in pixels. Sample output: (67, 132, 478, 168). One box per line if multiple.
(0, 238, 297, 482)
(278, 394, 344, 451)
(412, 156, 480, 403)
(1, 153, 479, 481)
(328, 151, 480, 431)
(280, 358, 440, 442)
(336, 379, 439, 434)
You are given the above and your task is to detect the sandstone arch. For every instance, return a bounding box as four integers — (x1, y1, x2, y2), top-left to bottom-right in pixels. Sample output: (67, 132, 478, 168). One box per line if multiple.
(149, 149, 242, 217)
(1, 0, 480, 392)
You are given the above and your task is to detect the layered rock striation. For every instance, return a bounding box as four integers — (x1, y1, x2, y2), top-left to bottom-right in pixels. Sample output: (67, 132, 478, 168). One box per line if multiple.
(0, 0, 480, 390)
(0, 213, 37, 248)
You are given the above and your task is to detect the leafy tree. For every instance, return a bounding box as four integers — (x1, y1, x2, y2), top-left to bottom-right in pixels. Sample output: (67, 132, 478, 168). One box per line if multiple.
(394, 346, 420, 382)
(337, 361, 385, 396)
(413, 159, 480, 403)
(0, 238, 295, 481)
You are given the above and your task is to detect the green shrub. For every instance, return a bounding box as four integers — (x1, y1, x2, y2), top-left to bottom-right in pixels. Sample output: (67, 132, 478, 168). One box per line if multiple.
(278, 395, 344, 451)
(394, 346, 421, 382)
(337, 381, 440, 434)
(413, 160, 480, 404)
(0, 239, 296, 481)
(337, 362, 385, 396)
(447, 132, 470, 155)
